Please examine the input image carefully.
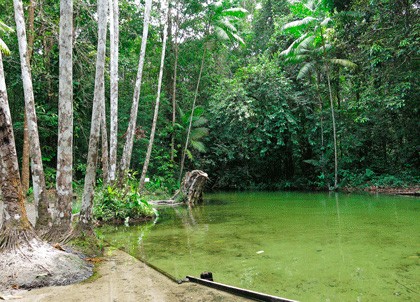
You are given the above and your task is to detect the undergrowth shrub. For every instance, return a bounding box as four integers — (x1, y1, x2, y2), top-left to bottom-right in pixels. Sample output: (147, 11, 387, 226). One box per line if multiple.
(93, 185, 156, 223)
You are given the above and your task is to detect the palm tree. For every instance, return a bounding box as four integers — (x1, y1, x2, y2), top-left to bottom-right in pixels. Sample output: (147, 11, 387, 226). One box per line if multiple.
(178, 0, 247, 181)
(280, 0, 356, 190)
(108, 0, 119, 183)
(0, 20, 91, 292)
(0, 21, 36, 250)
(13, 0, 51, 231)
(77, 0, 108, 234)
(49, 0, 74, 242)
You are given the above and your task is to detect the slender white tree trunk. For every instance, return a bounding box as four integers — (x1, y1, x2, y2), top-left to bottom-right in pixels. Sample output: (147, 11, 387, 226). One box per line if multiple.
(119, 0, 152, 176)
(139, 0, 169, 191)
(170, 5, 179, 163)
(326, 69, 338, 190)
(78, 0, 108, 232)
(100, 106, 109, 184)
(21, 0, 36, 195)
(13, 0, 50, 230)
(49, 0, 74, 241)
(108, 0, 119, 183)
(179, 48, 206, 182)
(320, 29, 338, 190)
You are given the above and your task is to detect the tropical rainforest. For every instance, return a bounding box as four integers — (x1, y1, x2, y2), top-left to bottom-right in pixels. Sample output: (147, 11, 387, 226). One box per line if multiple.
(1, 0, 419, 195)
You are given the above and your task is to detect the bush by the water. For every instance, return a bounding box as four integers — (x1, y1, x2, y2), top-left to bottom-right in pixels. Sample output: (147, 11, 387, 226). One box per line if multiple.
(93, 185, 156, 223)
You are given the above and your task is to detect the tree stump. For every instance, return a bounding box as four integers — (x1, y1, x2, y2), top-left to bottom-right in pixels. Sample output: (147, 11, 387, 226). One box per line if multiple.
(174, 170, 208, 206)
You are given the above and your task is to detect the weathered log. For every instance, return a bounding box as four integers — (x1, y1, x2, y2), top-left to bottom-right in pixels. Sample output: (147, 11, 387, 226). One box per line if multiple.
(173, 170, 208, 206)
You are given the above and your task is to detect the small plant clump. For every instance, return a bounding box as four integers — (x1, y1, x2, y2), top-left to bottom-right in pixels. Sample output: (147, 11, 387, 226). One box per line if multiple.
(93, 185, 157, 225)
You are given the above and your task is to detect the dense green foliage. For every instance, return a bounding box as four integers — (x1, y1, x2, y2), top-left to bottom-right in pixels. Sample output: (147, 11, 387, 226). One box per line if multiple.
(1, 0, 418, 192)
(94, 183, 156, 223)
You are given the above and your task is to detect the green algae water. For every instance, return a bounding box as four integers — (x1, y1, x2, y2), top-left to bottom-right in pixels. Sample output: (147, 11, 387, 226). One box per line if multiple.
(99, 192, 420, 301)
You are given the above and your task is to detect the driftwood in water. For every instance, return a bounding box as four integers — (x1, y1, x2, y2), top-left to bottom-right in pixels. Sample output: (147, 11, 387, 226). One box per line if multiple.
(173, 170, 208, 206)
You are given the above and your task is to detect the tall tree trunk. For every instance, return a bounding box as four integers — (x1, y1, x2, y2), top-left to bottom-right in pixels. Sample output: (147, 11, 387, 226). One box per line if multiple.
(315, 71, 326, 183)
(320, 28, 338, 190)
(21, 115, 30, 194)
(326, 69, 338, 190)
(119, 0, 152, 176)
(170, 5, 179, 163)
(21, 0, 36, 195)
(179, 48, 206, 182)
(138, 0, 169, 191)
(77, 0, 107, 234)
(101, 106, 109, 184)
(45, 0, 73, 242)
(0, 52, 37, 250)
(108, 0, 119, 183)
(13, 0, 50, 231)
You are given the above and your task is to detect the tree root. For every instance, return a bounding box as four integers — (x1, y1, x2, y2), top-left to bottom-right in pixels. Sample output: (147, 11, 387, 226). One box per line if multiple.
(41, 226, 73, 244)
(0, 227, 37, 252)
(0, 237, 92, 292)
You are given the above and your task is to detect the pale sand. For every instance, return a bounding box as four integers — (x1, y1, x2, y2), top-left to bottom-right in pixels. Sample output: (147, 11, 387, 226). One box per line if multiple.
(7, 247, 250, 302)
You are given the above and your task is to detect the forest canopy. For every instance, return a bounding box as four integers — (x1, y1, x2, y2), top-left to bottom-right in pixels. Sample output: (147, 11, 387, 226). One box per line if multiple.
(0, 0, 419, 192)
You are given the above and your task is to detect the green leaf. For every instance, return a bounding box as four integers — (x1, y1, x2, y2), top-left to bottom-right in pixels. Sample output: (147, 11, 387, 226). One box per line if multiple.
(282, 17, 317, 31)
(219, 19, 237, 33)
(0, 21, 14, 33)
(190, 140, 206, 152)
(231, 33, 245, 45)
(280, 33, 309, 56)
(191, 127, 209, 140)
(297, 62, 316, 79)
(192, 116, 208, 127)
(215, 27, 229, 40)
(329, 58, 357, 69)
(320, 17, 332, 26)
(0, 39, 11, 56)
(221, 8, 248, 18)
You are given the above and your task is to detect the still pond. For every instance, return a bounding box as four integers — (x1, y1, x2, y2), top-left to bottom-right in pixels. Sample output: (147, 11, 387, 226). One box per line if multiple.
(99, 192, 420, 301)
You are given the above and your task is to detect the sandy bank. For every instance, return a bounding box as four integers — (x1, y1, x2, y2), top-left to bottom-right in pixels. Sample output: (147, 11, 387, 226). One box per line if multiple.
(5, 247, 250, 302)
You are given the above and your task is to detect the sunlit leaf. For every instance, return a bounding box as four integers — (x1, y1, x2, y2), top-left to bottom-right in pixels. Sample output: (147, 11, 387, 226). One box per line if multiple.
(282, 17, 317, 31)
(297, 62, 316, 79)
(0, 39, 11, 56)
(221, 8, 248, 18)
(330, 58, 357, 69)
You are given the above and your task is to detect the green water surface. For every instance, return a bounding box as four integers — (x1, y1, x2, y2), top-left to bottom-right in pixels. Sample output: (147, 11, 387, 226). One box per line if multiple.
(99, 192, 420, 301)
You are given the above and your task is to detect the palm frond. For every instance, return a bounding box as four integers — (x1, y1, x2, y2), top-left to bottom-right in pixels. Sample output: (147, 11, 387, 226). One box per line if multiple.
(231, 32, 245, 45)
(186, 149, 193, 160)
(330, 58, 357, 69)
(297, 62, 316, 79)
(218, 18, 237, 33)
(190, 127, 209, 140)
(221, 8, 248, 18)
(297, 35, 315, 51)
(320, 17, 332, 26)
(190, 140, 206, 153)
(280, 33, 308, 56)
(193, 116, 208, 127)
(0, 21, 14, 33)
(0, 39, 11, 56)
(285, 54, 307, 64)
(282, 17, 317, 31)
